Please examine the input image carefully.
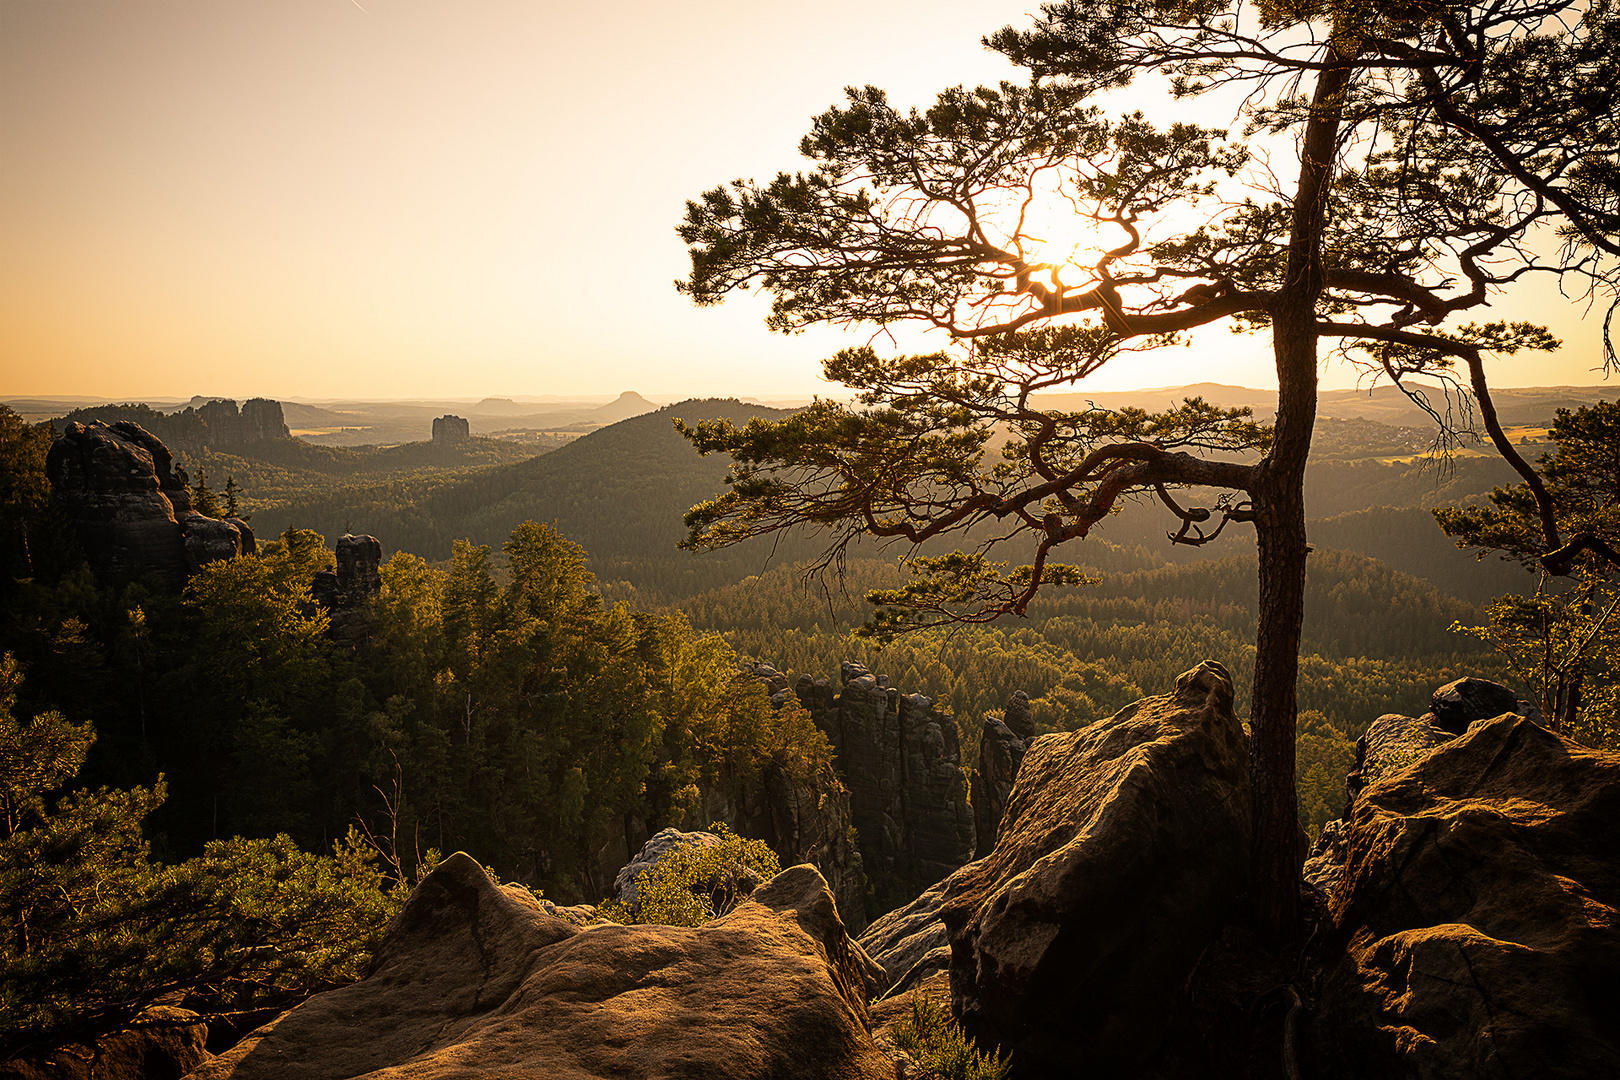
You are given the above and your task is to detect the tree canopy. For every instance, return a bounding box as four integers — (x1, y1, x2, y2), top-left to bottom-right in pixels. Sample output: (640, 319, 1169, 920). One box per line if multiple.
(675, 0, 1616, 931)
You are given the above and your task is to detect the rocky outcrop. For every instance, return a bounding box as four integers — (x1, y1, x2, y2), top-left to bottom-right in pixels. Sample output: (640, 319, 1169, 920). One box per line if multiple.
(1308, 677, 1543, 898)
(1311, 714, 1620, 1079)
(972, 694, 1030, 859)
(196, 398, 289, 446)
(939, 661, 1252, 1075)
(857, 877, 952, 998)
(187, 854, 893, 1080)
(310, 534, 381, 647)
(431, 415, 469, 443)
(792, 662, 976, 915)
(0, 1006, 209, 1080)
(46, 421, 193, 586)
(46, 421, 262, 588)
(181, 512, 255, 574)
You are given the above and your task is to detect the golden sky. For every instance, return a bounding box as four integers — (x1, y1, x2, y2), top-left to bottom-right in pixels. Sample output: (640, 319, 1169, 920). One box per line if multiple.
(0, 0, 1608, 401)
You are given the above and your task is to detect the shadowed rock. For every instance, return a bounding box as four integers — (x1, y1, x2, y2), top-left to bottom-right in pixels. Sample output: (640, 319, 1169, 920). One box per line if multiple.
(1312, 714, 1620, 1079)
(310, 534, 381, 647)
(972, 701, 1029, 860)
(46, 421, 191, 586)
(793, 662, 975, 916)
(187, 854, 893, 1080)
(940, 660, 1252, 1076)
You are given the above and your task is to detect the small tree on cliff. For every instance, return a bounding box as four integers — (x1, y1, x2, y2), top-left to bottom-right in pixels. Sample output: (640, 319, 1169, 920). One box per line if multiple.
(675, 1, 1617, 932)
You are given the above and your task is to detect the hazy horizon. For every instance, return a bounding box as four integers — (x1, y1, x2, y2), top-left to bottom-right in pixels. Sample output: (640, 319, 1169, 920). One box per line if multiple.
(3, 1, 1610, 401)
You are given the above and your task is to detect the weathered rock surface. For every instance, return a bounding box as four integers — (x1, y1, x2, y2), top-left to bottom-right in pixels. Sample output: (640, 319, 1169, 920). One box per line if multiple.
(972, 704, 1028, 860)
(46, 421, 192, 586)
(180, 512, 254, 573)
(1311, 714, 1620, 1079)
(793, 662, 975, 915)
(940, 660, 1252, 1076)
(310, 534, 381, 646)
(196, 399, 289, 446)
(857, 877, 952, 998)
(431, 415, 469, 443)
(1, 1006, 210, 1080)
(186, 854, 893, 1080)
(1310, 677, 1542, 899)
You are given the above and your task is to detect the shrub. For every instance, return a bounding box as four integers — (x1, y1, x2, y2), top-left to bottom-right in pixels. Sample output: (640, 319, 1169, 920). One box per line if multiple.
(890, 992, 1010, 1080)
(614, 823, 781, 927)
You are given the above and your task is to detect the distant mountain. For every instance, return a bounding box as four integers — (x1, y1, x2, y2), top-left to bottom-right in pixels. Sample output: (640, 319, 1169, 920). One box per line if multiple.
(593, 391, 658, 423)
(253, 399, 827, 595)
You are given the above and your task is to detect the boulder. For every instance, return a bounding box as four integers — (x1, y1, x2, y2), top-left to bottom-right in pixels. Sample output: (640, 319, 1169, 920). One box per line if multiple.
(180, 512, 250, 573)
(940, 660, 1252, 1076)
(1425, 676, 1524, 735)
(46, 421, 191, 587)
(185, 854, 894, 1080)
(1311, 714, 1620, 1079)
(794, 662, 975, 914)
(1, 1006, 209, 1080)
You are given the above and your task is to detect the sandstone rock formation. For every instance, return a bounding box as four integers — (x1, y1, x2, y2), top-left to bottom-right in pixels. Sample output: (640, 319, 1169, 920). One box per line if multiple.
(310, 534, 382, 647)
(940, 660, 1252, 1075)
(857, 877, 952, 998)
(46, 421, 264, 588)
(972, 695, 1030, 859)
(180, 512, 256, 574)
(187, 854, 894, 1080)
(197, 398, 290, 446)
(431, 415, 470, 443)
(0, 1005, 210, 1080)
(1307, 676, 1543, 897)
(1311, 714, 1620, 1079)
(46, 421, 193, 586)
(791, 661, 976, 915)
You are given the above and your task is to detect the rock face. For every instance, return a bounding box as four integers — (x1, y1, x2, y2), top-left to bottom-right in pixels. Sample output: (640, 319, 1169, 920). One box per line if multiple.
(1309, 677, 1544, 898)
(181, 511, 255, 574)
(940, 661, 1252, 1075)
(46, 421, 261, 588)
(857, 877, 952, 999)
(188, 854, 894, 1080)
(0, 1005, 210, 1080)
(972, 695, 1030, 859)
(196, 398, 289, 445)
(1311, 714, 1620, 1079)
(46, 421, 193, 586)
(793, 661, 976, 915)
(431, 415, 470, 443)
(310, 534, 382, 646)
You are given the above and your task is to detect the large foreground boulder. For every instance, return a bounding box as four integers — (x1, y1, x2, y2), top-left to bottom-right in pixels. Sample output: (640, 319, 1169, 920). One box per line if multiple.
(1311, 714, 1620, 1079)
(187, 854, 893, 1080)
(940, 660, 1252, 1076)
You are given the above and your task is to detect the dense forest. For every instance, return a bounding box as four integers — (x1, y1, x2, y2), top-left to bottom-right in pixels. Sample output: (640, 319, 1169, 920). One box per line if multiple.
(0, 391, 1599, 1058)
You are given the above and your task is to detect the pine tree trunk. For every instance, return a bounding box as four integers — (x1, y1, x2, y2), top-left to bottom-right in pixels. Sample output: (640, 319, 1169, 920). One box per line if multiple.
(1247, 31, 1358, 936)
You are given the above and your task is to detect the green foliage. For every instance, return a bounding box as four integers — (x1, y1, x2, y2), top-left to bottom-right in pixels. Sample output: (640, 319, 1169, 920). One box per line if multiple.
(890, 992, 1010, 1080)
(0, 655, 399, 1054)
(1438, 402, 1620, 746)
(618, 824, 782, 927)
(1295, 710, 1355, 841)
(190, 468, 224, 519)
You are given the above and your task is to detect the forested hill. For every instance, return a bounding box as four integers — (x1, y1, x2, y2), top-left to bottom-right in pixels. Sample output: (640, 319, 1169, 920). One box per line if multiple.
(252, 399, 829, 595)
